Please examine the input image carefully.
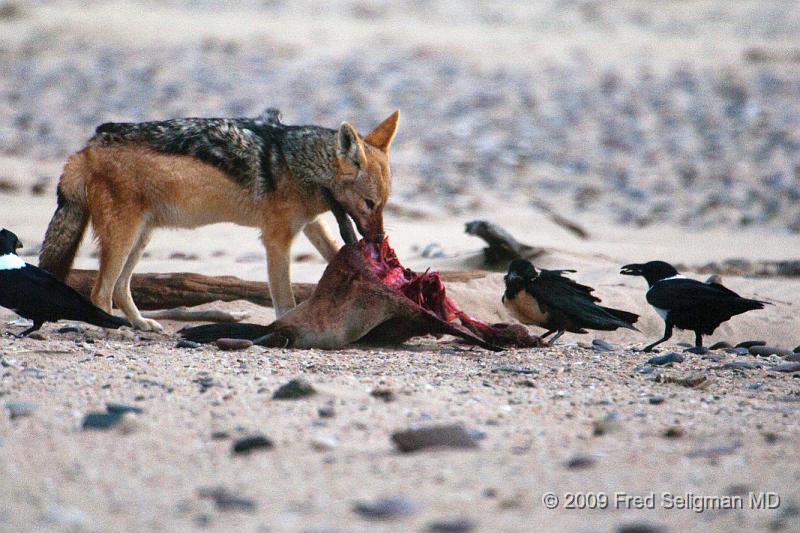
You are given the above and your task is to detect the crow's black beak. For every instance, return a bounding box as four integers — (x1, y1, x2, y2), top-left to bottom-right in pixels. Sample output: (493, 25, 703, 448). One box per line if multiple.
(15, 241, 22, 250)
(620, 264, 640, 276)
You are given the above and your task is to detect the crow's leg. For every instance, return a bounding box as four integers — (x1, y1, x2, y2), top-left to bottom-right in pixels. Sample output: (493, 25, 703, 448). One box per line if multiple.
(17, 321, 43, 338)
(549, 330, 565, 344)
(642, 320, 673, 352)
(539, 330, 555, 339)
(684, 331, 707, 354)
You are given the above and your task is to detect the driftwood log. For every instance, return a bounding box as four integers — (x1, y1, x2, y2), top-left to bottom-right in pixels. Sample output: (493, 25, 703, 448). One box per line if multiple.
(65, 269, 487, 310)
(464, 220, 544, 266)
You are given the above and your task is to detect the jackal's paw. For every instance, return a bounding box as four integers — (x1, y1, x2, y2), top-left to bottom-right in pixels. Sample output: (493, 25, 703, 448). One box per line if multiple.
(131, 318, 164, 333)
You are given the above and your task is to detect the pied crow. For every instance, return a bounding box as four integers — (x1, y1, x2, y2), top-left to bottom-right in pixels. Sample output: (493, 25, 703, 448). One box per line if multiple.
(0, 228, 131, 337)
(620, 260, 768, 352)
(503, 259, 639, 343)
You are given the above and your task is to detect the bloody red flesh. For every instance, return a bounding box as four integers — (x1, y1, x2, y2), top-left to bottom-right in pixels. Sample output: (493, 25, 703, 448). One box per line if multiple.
(361, 239, 540, 347)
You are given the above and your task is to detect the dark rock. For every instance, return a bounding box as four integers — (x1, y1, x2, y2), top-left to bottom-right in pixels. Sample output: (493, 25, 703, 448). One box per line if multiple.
(663, 426, 685, 439)
(232, 434, 274, 454)
(106, 403, 143, 415)
(684, 346, 708, 355)
(210, 431, 229, 440)
(709, 341, 732, 350)
(785, 352, 800, 362)
(794, 345, 800, 353)
(391, 424, 478, 453)
(427, 518, 476, 532)
(27, 331, 47, 340)
(769, 363, 800, 373)
(750, 346, 794, 357)
(617, 523, 667, 533)
(592, 339, 616, 352)
(81, 412, 123, 430)
(370, 387, 395, 402)
(565, 454, 595, 469)
(687, 442, 741, 458)
(317, 405, 336, 418)
(648, 395, 665, 405)
(353, 496, 418, 520)
(491, 365, 538, 375)
(746, 383, 763, 390)
(762, 432, 780, 444)
(176, 340, 202, 349)
(57, 325, 82, 334)
(197, 487, 256, 512)
(215, 338, 253, 351)
(647, 352, 684, 366)
(722, 361, 763, 370)
(592, 412, 621, 436)
(735, 340, 766, 349)
(5, 401, 36, 419)
(701, 353, 725, 362)
(273, 378, 316, 399)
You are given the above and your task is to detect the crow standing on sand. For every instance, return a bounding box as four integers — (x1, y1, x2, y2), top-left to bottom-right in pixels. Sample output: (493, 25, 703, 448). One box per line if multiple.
(620, 261, 768, 353)
(502, 259, 639, 343)
(0, 228, 131, 337)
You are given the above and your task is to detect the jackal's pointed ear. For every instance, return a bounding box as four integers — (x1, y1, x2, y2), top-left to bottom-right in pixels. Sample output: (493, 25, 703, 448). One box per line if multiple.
(364, 110, 400, 153)
(337, 122, 367, 169)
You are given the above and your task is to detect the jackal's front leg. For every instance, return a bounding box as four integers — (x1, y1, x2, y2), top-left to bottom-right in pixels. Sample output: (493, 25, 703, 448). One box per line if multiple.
(263, 235, 296, 318)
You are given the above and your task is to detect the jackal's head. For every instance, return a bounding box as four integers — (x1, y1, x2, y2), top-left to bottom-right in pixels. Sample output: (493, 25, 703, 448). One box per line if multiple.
(332, 110, 399, 243)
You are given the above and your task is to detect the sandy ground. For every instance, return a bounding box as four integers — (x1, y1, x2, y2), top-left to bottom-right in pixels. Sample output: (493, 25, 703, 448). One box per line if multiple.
(2, 1, 800, 532)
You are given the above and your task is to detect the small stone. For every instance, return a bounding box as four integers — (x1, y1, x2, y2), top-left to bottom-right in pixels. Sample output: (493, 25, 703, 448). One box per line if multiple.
(370, 387, 395, 402)
(317, 405, 336, 418)
(57, 325, 82, 334)
(210, 431, 229, 440)
(232, 434, 273, 454)
(730, 347, 750, 355)
(310, 434, 337, 452)
(197, 487, 257, 512)
(769, 362, 800, 373)
(81, 412, 123, 430)
(27, 331, 47, 340)
(701, 353, 725, 362)
(750, 346, 794, 357)
(722, 361, 763, 370)
(5, 401, 36, 419)
(21, 367, 45, 378)
(353, 496, 417, 520)
(617, 522, 667, 533)
(592, 412, 622, 436)
(215, 338, 253, 351)
(0, 357, 16, 368)
(647, 352, 684, 366)
(683, 346, 708, 355)
(427, 518, 476, 532)
(565, 454, 595, 469)
(709, 341, 732, 350)
(176, 340, 202, 349)
(591, 339, 616, 352)
(663, 426, 685, 439)
(794, 345, 800, 353)
(735, 340, 766, 349)
(635, 365, 655, 374)
(106, 403, 143, 415)
(391, 424, 478, 453)
(746, 383, 763, 390)
(762, 432, 780, 444)
(648, 395, 665, 405)
(687, 442, 741, 458)
(491, 365, 538, 375)
(273, 378, 316, 399)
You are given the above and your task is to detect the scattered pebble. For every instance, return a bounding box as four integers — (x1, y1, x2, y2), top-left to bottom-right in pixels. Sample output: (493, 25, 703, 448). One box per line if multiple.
(56, 325, 82, 334)
(5, 401, 36, 419)
(491, 365, 538, 375)
(565, 454, 595, 469)
(81, 412, 123, 430)
(648, 395, 665, 405)
(176, 340, 202, 349)
(735, 340, 766, 349)
(769, 362, 800, 373)
(232, 434, 274, 454)
(197, 487, 257, 512)
(687, 442, 741, 459)
(273, 378, 316, 399)
(27, 331, 47, 341)
(592, 412, 622, 436)
(353, 496, 417, 520)
(370, 387, 395, 402)
(310, 434, 338, 452)
(317, 405, 336, 418)
(215, 338, 253, 351)
(730, 347, 751, 355)
(391, 424, 479, 453)
(647, 352, 684, 366)
(663, 426, 685, 439)
(750, 346, 794, 357)
(722, 361, 763, 370)
(591, 339, 616, 352)
(427, 518, 476, 532)
(709, 341, 732, 350)
(106, 403, 143, 415)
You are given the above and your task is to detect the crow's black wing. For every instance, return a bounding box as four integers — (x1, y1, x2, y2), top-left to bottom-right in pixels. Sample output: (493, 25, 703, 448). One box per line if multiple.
(529, 271, 635, 329)
(647, 278, 763, 310)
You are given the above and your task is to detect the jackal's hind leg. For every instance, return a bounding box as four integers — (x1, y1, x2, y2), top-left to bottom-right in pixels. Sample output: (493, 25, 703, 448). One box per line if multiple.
(112, 226, 162, 332)
(303, 217, 340, 262)
(91, 218, 144, 319)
